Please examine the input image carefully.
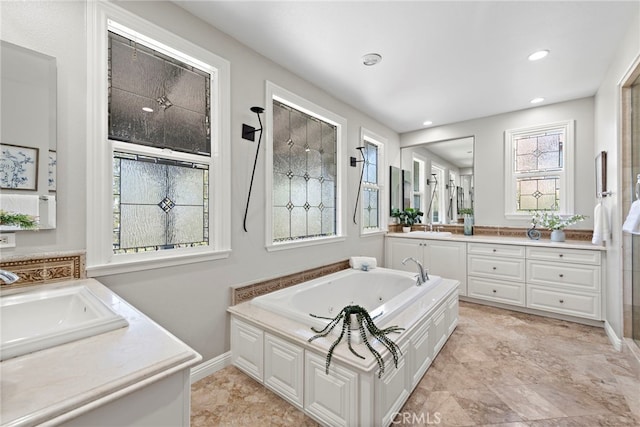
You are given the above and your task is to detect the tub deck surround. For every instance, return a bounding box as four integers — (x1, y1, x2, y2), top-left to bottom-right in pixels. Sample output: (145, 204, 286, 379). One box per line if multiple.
(0, 251, 85, 290)
(0, 278, 201, 427)
(229, 270, 459, 426)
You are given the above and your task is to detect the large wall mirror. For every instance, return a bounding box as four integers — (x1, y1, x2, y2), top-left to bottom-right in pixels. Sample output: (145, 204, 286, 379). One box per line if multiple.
(0, 40, 57, 230)
(400, 136, 474, 225)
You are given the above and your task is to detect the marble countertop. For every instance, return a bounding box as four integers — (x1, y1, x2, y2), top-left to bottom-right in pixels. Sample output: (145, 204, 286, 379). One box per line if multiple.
(0, 279, 202, 427)
(386, 232, 606, 251)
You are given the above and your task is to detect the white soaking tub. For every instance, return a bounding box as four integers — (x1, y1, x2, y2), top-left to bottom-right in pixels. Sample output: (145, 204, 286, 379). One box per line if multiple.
(251, 267, 443, 335)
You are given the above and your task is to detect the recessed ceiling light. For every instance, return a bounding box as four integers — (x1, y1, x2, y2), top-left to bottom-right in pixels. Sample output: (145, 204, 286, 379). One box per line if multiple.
(530, 97, 545, 104)
(528, 50, 549, 61)
(142, 107, 154, 112)
(362, 53, 382, 66)
(423, 120, 433, 126)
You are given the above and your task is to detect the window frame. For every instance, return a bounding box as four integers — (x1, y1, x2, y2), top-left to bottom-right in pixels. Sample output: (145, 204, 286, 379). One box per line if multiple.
(430, 163, 446, 224)
(86, 2, 231, 276)
(264, 81, 347, 251)
(360, 128, 386, 236)
(412, 157, 426, 214)
(504, 120, 575, 220)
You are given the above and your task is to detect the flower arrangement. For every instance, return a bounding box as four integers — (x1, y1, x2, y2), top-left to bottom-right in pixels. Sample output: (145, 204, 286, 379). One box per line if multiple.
(531, 211, 585, 231)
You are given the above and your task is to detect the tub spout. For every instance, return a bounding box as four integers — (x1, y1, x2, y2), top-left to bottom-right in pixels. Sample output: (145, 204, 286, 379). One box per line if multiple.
(0, 269, 19, 285)
(401, 257, 429, 285)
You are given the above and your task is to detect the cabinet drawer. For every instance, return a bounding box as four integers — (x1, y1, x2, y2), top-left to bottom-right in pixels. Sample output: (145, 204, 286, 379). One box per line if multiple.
(527, 286, 601, 320)
(468, 255, 525, 282)
(468, 243, 525, 258)
(526, 247, 601, 265)
(467, 276, 525, 306)
(527, 260, 600, 291)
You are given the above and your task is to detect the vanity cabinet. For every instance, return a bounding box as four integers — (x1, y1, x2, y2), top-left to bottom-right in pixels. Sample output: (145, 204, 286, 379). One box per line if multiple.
(467, 243, 526, 306)
(526, 247, 602, 320)
(385, 237, 467, 295)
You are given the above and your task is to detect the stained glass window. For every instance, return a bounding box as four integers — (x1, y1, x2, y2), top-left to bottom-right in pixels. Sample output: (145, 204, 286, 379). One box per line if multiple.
(362, 141, 379, 230)
(272, 100, 337, 242)
(108, 31, 211, 155)
(505, 121, 573, 216)
(113, 152, 208, 253)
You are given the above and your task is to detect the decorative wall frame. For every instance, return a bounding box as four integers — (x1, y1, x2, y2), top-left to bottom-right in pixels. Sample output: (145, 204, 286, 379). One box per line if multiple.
(48, 150, 57, 192)
(0, 143, 39, 191)
(595, 150, 610, 198)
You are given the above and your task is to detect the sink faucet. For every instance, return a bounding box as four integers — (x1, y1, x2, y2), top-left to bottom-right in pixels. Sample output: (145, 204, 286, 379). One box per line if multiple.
(0, 269, 19, 285)
(401, 257, 429, 285)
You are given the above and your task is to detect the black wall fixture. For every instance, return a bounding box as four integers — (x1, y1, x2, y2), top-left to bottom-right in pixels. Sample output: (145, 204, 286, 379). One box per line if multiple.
(242, 106, 264, 232)
(352, 146, 365, 224)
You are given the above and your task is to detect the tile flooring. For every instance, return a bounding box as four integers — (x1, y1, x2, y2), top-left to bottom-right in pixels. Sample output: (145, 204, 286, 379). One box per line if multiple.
(191, 302, 640, 426)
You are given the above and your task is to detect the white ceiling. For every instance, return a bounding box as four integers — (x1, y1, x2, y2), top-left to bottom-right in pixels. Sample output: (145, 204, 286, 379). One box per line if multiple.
(424, 137, 475, 169)
(174, 1, 638, 134)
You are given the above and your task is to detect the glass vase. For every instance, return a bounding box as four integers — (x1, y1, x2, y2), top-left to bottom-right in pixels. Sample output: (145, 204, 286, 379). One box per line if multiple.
(463, 214, 474, 236)
(550, 229, 566, 242)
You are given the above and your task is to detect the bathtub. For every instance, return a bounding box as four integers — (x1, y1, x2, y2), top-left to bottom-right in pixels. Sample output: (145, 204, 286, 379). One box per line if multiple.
(251, 267, 443, 334)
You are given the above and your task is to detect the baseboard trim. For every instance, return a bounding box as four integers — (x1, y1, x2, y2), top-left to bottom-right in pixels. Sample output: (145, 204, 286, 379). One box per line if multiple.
(604, 321, 623, 351)
(190, 351, 231, 384)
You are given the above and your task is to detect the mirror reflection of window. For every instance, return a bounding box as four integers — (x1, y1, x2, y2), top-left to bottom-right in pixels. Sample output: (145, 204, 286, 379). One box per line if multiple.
(412, 159, 425, 213)
(430, 164, 445, 224)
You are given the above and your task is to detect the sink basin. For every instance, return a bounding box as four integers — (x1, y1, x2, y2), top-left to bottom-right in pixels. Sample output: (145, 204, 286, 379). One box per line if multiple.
(408, 231, 453, 237)
(1, 285, 129, 361)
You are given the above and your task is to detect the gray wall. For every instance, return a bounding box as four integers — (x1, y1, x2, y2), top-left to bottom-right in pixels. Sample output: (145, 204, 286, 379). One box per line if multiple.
(401, 97, 596, 229)
(0, 1, 400, 362)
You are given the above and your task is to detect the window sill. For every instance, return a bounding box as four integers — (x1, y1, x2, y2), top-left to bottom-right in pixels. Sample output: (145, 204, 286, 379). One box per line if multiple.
(265, 236, 346, 252)
(86, 249, 231, 277)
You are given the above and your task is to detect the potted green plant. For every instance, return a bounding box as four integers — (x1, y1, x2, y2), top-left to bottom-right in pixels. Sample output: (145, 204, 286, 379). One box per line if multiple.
(0, 210, 38, 230)
(531, 211, 585, 242)
(391, 208, 423, 232)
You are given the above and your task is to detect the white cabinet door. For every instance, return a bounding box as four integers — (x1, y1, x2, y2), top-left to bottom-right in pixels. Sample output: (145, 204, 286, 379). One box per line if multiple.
(386, 238, 424, 271)
(377, 342, 410, 427)
(426, 240, 467, 296)
(408, 318, 433, 387)
(264, 333, 304, 408)
(230, 317, 264, 382)
(305, 351, 359, 427)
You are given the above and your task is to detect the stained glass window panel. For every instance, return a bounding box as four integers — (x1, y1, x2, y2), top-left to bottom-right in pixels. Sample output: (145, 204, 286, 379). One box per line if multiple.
(514, 131, 563, 172)
(108, 31, 211, 155)
(272, 100, 337, 242)
(363, 188, 379, 229)
(113, 152, 208, 253)
(516, 176, 560, 212)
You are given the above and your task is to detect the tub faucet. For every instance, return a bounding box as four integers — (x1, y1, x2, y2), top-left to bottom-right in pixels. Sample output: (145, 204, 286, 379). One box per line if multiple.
(401, 257, 429, 285)
(0, 269, 19, 285)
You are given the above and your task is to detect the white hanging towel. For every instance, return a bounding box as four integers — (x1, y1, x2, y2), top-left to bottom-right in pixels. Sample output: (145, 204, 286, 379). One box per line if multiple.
(591, 202, 610, 245)
(622, 200, 640, 235)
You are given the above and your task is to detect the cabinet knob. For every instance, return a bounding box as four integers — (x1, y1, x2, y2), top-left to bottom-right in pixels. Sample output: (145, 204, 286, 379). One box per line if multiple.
(492, 289, 497, 293)
(492, 267, 497, 270)
(559, 254, 564, 258)
(492, 249, 497, 252)
(559, 299, 564, 303)
(559, 274, 564, 278)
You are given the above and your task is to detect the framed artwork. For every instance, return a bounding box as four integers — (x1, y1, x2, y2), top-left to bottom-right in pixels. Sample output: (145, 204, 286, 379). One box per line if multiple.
(0, 143, 39, 191)
(48, 150, 57, 192)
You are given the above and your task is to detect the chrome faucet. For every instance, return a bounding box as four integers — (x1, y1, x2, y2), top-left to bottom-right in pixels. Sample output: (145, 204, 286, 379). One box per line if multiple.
(0, 269, 19, 285)
(401, 257, 429, 285)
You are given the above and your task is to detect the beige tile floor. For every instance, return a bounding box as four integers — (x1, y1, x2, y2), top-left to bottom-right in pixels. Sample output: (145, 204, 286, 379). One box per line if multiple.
(191, 302, 640, 426)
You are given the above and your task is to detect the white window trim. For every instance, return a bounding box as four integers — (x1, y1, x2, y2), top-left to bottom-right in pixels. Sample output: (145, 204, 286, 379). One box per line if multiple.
(264, 81, 347, 251)
(86, 1, 231, 276)
(360, 128, 386, 236)
(412, 156, 426, 214)
(431, 163, 446, 224)
(504, 120, 574, 221)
